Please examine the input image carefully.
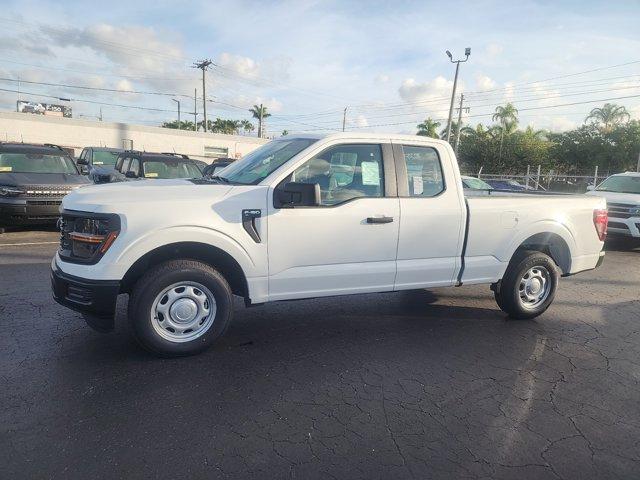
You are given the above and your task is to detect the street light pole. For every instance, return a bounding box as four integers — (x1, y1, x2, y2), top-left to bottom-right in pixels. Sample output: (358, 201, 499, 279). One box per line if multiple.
(342, 106, 347, 132)
(445, 48, 470, 144)
(172, 99, 181, 129)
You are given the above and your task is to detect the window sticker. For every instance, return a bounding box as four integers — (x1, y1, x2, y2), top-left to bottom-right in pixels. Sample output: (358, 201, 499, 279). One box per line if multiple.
(93, 161, 104, 165)
(0, 166, 12, 172)
(361, 161, 380, 186)
(412, 176, 424, 195)
(144, 172, 158, 178)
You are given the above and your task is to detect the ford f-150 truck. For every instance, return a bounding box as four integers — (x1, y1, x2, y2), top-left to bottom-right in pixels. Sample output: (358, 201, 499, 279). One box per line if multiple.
(51, 133, 608, 356)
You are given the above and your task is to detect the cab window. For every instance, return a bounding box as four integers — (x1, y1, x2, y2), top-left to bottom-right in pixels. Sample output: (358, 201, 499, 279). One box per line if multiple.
(400, 145, 444, 197)
(292, 144, 384, 205)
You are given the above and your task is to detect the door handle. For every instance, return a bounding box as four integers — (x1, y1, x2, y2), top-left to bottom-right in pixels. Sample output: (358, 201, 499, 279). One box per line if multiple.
(366, 216, 394, 224)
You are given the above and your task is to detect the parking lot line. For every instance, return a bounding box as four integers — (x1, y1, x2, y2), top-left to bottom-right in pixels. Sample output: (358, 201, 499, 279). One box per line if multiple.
(0, 241, 59, 247)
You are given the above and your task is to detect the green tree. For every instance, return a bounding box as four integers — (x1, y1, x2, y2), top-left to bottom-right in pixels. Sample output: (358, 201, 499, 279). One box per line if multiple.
(492, 103, 519, 161)
(162, 120, 196, 130)
(281, 130, 289, 136)
(241, 120, 255, 135)
(416, 118, 441, 138)
(249, 104, 271, 138)
(585, 103, 630, 132)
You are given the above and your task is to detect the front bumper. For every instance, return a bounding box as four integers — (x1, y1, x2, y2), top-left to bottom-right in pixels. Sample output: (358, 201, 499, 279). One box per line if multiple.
(607, 216, 640, 238)
(51, 259, 120, 332)
(0, 197, 62, 225)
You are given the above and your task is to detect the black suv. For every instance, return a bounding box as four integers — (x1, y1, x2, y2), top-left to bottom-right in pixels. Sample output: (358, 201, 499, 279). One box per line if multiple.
(110, 151, 203, 182)
(0, 143, 91, 228)
(76, 147, 124, 184)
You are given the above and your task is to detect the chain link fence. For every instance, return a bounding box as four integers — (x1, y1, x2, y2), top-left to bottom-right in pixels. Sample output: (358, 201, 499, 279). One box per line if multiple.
(462, 165, 612, 193)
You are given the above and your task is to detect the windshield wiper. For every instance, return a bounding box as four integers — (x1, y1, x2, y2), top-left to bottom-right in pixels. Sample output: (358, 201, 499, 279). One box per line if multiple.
(210, 175, 230, 183)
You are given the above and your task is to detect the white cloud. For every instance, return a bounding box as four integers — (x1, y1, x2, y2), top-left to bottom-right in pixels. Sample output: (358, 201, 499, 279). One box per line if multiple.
(116, 79, 133, 92)
(475, 74, 496, 91)
(398, 76, 453, 105)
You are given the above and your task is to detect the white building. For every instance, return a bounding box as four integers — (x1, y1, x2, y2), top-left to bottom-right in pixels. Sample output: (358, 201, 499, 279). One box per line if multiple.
(0, 111, 268, 162)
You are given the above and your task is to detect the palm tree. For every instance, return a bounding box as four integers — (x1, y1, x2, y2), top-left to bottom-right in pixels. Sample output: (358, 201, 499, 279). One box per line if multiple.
(585, 103, 630, 132)
(241, 120, 255, 135)
(416, 118, 441, 138)
(249, 104, 271, 138)
(492, 103, 519, 161)
(281, 130, 289, 136)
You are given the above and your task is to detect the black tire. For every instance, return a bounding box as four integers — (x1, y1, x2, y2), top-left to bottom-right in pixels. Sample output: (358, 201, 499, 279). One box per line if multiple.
(128, 259, 233, 357)
(495, 250, 559, 319)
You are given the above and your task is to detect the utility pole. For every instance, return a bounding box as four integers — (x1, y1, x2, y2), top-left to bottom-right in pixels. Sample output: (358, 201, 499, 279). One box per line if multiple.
(172, 99, 181, 129)
(445, 48, 471, 144)
(342, 107, 348, 132)
(454, 94, 469, 156)
(259, 103, 264, 138)
(193, 59, 213, 132)
(99, 107, 103, 122)
(193, 88, 197, 131)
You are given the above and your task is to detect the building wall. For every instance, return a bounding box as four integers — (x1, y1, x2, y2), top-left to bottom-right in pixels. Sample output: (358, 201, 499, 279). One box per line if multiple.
(0, 112, 268, 162)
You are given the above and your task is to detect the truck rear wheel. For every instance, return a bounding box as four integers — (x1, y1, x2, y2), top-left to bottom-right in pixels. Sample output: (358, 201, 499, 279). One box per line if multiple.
(128, 259, 233, 357)
(495, 250, 559, 319)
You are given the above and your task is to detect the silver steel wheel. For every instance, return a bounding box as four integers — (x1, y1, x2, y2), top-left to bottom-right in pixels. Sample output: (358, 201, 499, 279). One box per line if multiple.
(150, 281, 217, 343)
(518, 266, 551, 310)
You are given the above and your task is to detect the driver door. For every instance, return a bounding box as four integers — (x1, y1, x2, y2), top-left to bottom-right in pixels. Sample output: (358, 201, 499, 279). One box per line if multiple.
(266, 141, 400, 301)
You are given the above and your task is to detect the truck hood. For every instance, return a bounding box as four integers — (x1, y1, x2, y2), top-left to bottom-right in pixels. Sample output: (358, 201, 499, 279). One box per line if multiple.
(62, 178, 233, 213)
(0, 172, 91, 186)
(586, 190, 640, 205)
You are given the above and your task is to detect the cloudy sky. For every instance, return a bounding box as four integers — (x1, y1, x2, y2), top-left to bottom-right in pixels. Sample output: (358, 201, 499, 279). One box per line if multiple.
(0, 0, 639, 135)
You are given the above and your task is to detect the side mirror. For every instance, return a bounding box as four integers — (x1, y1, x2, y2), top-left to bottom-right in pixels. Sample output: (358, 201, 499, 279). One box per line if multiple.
(586, 185, 595, 191)
(125, 171, 138, 179)
(76, 158, 88, 165)
(275, 182, 320, 208)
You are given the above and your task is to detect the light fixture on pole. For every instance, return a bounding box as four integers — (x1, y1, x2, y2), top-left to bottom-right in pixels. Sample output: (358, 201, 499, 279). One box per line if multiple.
(172, 98, 181, 129)
(445, 47, 470, 144)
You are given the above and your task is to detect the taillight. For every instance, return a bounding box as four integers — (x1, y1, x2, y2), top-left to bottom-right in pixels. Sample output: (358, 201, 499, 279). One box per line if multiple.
(593, 209, 608, 241)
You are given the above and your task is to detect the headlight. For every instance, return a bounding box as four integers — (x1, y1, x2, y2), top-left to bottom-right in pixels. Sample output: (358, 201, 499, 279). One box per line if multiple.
(59, 213, 120, 263)
(0, 185, 25, 197)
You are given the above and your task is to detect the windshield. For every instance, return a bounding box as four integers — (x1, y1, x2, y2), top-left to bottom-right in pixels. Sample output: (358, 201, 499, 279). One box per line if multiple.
(0, 153, 78, 174)
(596, 175, 640, 194)
(220, 138, 318, 185)
(92, 151, 120, 166)
(463, 177, 493, 190)
(142, 159, 202, 179)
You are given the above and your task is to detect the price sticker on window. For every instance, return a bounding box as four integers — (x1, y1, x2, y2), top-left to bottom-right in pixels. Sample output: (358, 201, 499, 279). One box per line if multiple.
(0, 166, 12, 172)
(361, 161, 380, 186)
(145, 172, 158, 178)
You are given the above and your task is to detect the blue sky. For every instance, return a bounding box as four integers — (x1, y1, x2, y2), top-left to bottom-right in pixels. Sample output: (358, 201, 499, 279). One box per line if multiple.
(0, 0, 639, 135)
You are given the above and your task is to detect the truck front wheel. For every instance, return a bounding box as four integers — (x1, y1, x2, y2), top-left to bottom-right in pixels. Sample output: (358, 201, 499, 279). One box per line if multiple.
(494, 250, 559, 319)
(128, 259, 233, 357)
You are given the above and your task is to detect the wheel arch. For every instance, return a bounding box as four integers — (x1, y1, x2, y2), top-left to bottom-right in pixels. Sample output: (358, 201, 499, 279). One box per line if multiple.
(510, 231, 572, 274)
(121, 241, 249, 299)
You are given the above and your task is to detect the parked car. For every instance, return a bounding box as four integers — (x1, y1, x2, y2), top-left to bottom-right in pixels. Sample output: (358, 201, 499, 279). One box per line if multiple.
(462, 175, 493, 190)
(202, 158, 236, 177)
(52, 133, 607, 356)
(484, 179, 531, 191)
(76, 147, 124, 184)
(0, 143, 90, 229)
(107, 151, 203, 182)
(587, 172, 640, 240)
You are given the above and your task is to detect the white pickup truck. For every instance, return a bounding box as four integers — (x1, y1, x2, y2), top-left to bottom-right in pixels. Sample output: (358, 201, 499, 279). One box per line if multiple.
(52, 133, 608, 356)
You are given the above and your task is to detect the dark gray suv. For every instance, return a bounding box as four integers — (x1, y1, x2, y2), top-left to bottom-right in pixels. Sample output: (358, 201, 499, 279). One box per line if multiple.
(0, 143, 91, 228)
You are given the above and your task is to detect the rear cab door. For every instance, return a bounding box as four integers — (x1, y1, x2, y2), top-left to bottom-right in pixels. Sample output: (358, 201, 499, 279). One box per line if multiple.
(392, 139, 467, 289)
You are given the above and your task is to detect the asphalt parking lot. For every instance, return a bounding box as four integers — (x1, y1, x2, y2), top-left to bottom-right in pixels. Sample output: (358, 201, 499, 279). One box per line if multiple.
(1, 229, 639, 480)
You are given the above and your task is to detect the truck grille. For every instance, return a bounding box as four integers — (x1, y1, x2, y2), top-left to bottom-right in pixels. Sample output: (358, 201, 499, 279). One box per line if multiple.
(608, 202, 640, 219)
(23, 185, 79, 198)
